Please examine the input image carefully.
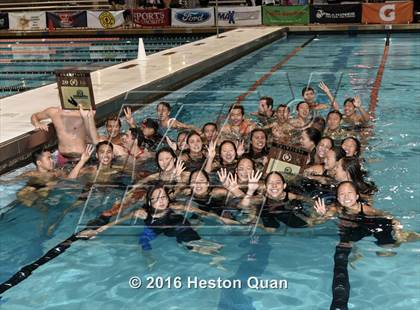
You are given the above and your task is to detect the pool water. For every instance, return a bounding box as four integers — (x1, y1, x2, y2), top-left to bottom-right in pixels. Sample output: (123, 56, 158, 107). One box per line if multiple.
(0, 33, 419, 309)
(0, 35, 206, 98)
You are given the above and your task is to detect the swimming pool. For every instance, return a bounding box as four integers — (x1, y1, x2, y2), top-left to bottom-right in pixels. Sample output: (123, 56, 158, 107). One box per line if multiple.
(0, 35, 207, 98)
(0, 32, 419, 309)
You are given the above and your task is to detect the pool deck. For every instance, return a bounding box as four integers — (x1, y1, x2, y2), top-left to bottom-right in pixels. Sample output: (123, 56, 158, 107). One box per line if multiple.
(0, 26, 287, 174)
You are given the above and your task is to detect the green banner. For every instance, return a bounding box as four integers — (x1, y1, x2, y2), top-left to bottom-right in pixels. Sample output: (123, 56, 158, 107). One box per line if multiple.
(263, 5, 309, 25)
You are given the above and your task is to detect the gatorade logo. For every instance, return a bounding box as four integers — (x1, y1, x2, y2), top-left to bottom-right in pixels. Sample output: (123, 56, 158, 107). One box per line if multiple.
(379, 4, 395, 22)
(99, 11, 115, 28)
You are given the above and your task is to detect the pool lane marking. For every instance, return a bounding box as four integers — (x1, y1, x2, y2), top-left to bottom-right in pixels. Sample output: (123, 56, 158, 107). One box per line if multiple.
(369, 33, 390, 117)
(235, 35, 317, 104)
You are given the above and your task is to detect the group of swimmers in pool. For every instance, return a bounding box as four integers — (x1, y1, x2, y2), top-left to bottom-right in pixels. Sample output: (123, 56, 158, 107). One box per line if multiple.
(25, 82, 419, 256)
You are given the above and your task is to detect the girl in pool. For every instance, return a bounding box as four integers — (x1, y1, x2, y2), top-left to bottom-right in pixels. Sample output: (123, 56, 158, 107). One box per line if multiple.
(244, 129, 269, 171)
(304, 146, 347, 182)
(79, 185, 223, 255)
(341, 136, 361, 158)
(179, 131, 207, 171)
(205, 140, 240, 174)
(314, 181, 420, 246)
(312, 136, 334, 165)
(334, 156, 377, 198)
(201, 122, 218, 146)
(300, 127, 322, 165)
(238, 171, 312, 232)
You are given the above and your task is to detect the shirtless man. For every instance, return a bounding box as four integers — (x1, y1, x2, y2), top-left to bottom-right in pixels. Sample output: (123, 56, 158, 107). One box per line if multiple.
(302, 86, 329, 110)
(263, 104, 294, 145)
(99, 116, 123, 146)
(31, 106, 96, 166)
(220, 104, 256, 141)
(289, 101, 312, 129)
(250, 96, 275, 125)
(319, 81, 370, 125)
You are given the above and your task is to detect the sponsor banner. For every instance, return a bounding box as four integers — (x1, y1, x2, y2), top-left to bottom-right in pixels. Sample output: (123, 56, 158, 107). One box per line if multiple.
(362, 1, 413, 24)
(47, 11, 87, 29)
(9, 12, 46, 30)
(171, 8, 215, 27)
(132, 9, 170, 28)
(217, 6, 262, 26)
(262, 5, 309, 25)
(310, 4, 361, 24)
(87, 10, 125, 29)
(0, 12, 8, 29)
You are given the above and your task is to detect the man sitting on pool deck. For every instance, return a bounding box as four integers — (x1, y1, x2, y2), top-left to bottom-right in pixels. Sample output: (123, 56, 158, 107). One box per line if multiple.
(31, 106, 97, 166)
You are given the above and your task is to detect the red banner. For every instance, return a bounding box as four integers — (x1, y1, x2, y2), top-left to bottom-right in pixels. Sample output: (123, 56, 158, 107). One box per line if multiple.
(362, 1, 413, 24)
(132, 9, 170, 28)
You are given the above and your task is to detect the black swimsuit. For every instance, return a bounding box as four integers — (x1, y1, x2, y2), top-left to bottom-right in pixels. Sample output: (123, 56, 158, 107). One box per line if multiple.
(259, 193, 308, 229)
(339, 204, 396, 245)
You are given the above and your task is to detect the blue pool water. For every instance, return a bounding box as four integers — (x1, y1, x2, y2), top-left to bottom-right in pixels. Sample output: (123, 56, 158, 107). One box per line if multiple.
(0, 33, 419, 309)
(0, 35, 206, 98)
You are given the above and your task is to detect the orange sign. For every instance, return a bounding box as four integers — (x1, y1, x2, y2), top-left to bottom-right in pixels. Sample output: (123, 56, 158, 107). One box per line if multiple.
(362, 1, 413, 24)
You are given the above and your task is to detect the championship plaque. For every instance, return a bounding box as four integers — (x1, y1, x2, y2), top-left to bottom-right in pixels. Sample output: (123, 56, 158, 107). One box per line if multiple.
(56, 70, 95, 110)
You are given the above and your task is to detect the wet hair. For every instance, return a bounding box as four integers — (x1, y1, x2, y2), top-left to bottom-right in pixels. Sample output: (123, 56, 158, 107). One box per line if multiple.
(96, 141, 114, 153)
(311, 116, 326, 132)
(202, 122, 217, 132)
(219, 140, 237, 164)
(145, 184, 171, 212)
(155, 147, 177, 171)
(336, 181, 362, 203)
(296, 101, 309, 111)
(188, 168, 210, 185)
(340, 157, 377, 195)
(249, 128, 269, 156)
(260, 96, 274, 109)
(236, 156, 256, 171)
(106, 116, 121, 127)
(327, 110, 343, 120)
(304, 127, 322, 146)
(330, 146, 347, 162)
(343, 98, 355, 107)
(276, 104, 290, 113)
(341, 137, 361, 157)
(302, 86, 315, 96)
(128, 128, 145, 148)
(32, 149, 48, 166)
(265, 171, 286, 185)
(157, 101, 171, 112)
(228, 104, 244, 115)
(186, 131, 202, 145)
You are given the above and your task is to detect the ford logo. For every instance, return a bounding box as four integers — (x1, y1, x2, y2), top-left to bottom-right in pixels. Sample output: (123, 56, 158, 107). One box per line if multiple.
(175, 11, 210, 24)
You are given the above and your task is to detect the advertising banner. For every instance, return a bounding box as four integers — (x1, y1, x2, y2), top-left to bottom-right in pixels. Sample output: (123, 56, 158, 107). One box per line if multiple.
(87, 10, 125, 29)
(47, 11, 87, 28)
(171, 8, 215, 27)
(0, 12, 8, 29)
(362, 2, 413, 24)
(9, 12, 46, 30)
(310, 4, 361, 24)
(262, 5, 309, 25)
(132, 9, 170, 28)
(216, 6, 262, 26)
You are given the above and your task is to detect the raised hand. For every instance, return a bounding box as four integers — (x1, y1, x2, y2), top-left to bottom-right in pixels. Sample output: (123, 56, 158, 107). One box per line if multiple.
(124, 106, 136, 127)
(314, 198, 326, 215)
(247, 170, 262, 194)
(174, 160, 186, 179)
(166, 136, 177, 152)
(236, 139, 245, 157)
(353, 95, 361, 108)
(80, 144, 94, 163)
(226, 173, 239, 192)
(217, 168, 228, 185)
(207, 140, 217, 159)
(318, 81, 331, 94)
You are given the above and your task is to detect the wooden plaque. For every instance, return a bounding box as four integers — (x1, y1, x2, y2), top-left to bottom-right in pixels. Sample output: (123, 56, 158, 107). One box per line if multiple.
(56, 70, 95, 110)
(264, 144, 308, 176)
